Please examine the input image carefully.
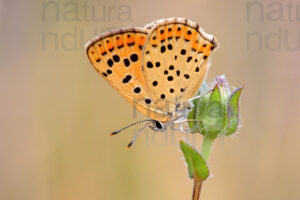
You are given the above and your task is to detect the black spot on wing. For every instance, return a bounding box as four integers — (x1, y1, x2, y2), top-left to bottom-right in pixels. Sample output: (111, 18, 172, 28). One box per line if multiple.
(123, 58, 130, 67)
(122, 75, 132, 83)
(155, 62, 160, 67)
(130, 53, 138, 62)
(107, 59, 113, 67)
(167, 76, 173, 81)
(147, 61, 153, 68)
(145, 98, 152, 104)
(113, 55, 120, 62)
(152, 81, 158, 86)
(134, 87, 141, 93)
(106, 69, 112, 74)
(160, 46, 166, 53)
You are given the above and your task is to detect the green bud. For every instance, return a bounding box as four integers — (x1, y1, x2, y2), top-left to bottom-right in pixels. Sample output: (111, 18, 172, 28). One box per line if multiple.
(188, 75, 243, 138)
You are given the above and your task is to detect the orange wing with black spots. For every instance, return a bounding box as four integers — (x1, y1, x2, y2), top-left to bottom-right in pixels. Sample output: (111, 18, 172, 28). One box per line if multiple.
(142, 18, 218, 112)
(85, 28, 170, 122)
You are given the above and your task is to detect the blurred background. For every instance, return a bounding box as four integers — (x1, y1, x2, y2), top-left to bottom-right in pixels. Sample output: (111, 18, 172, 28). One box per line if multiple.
(1, 0, 300, 199)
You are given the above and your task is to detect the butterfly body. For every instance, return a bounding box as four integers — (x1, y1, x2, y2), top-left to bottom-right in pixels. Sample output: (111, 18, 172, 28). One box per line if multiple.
(85, 17, 218, 138)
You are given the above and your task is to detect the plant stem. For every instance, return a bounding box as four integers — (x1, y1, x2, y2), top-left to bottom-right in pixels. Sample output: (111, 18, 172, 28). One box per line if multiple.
(201, 135, 215, 161)
(192, 135, 214, 200)
(192, 179, 203, 200)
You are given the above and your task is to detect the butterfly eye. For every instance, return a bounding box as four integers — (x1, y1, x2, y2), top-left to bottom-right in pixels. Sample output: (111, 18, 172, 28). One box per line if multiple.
(154, 121, 163, 129)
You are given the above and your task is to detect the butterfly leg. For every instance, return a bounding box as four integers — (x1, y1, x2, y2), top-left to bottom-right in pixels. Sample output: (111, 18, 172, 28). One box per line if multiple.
(187, 94, 204, 108)
(170, 122, 191, 133)
(180, 123, 184, 132)
(187, 88, 215, 107)
(171, 126, 192, 133)
(173, 118, 202, 124)
(171, 119, 193, 132)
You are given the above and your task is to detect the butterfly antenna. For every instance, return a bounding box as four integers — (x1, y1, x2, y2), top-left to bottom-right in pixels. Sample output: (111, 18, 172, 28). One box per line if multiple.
(127, 121, 154, 149)
(111, 119, 154, 136)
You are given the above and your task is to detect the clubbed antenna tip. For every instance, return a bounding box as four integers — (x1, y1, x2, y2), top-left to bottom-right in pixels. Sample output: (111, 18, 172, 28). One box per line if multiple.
(110, 131, 119, 136)
(127, 141, 133, 149)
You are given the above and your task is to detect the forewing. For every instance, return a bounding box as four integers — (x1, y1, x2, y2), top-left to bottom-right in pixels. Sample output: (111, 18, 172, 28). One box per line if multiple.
(85, 28, 170, 122)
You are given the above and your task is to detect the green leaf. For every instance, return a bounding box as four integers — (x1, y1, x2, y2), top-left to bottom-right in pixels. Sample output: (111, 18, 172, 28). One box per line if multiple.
(180, 140, 210, 180)
(224, 86, 244, 136)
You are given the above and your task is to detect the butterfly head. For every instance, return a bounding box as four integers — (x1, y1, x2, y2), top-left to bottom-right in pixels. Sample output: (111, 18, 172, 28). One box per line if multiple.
(149, 120, 166, 132)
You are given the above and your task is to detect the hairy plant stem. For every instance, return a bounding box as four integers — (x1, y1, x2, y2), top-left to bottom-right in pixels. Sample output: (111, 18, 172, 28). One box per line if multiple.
(201, 135, 215, 161)
(192, 179, 203, 200)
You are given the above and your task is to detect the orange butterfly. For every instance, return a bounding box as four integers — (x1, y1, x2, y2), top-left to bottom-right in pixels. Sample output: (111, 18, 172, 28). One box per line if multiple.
(85, 18, 218, 147)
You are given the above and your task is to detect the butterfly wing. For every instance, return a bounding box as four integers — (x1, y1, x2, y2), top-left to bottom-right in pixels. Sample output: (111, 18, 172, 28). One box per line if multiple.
(142, 18, 218, 112)
(85, 28, 170, 122)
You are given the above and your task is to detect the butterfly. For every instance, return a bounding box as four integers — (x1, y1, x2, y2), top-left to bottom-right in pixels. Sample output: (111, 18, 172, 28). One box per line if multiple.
(85, 17, 218, 147)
